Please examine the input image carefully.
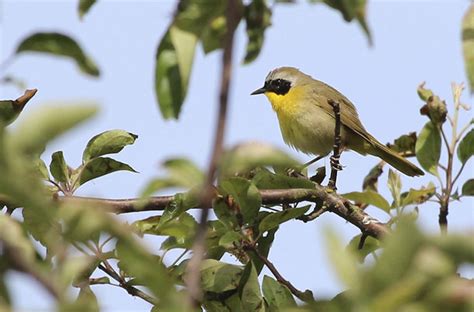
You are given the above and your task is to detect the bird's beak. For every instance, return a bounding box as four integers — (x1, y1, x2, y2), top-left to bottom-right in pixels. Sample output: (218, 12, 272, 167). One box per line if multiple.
(251, 86, 266, 95)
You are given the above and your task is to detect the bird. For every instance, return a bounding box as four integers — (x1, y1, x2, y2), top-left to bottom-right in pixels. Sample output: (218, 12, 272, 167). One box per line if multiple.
(251, 67, 424, 177)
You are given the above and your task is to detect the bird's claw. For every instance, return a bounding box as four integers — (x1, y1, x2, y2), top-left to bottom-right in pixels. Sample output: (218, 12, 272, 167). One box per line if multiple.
(330, 155, 343, 171)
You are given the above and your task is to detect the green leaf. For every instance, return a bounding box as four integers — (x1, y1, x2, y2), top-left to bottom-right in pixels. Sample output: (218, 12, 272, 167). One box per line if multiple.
(243, 0, 272, 64)
(50, 151, 69, 183)
(400, 183, 436, 206)
(78, 0, 97, 19)
(16, 32, 100, 77)
(388, 132, 417, 156)
(417, 82, 434, 102)
(218, 231, 243, 249)
(35, 158, 50, 180)
(220, 177, 262, 225)
(155, 26, 197, 119)
(415, 121, 441, 176)
(462, 4, 474, 92)
(262, 275, 296, 311)
(241, 263, 265, 312)
(9, 104, 97, 156)
(342, 191, 391, 212)
(462, 179, 474, 196)
(251, 226, 276, 274)
(213, 197, 239, 229)
(78, 157, 136, 186)
(457, 128, 474, 164)
(252, 168, 314, 189)
(258, 206, 310, 233)
(319, 0, 372, 45)
(387, 169, 402, 208)
(201, 15, 227, 54)
(161, 158, 204, 189)
(347, 234, 381, 263)
(221, 142, 298, 177)
(82, 129, 137, 162)
(200, 259, 243, 292)
(362, 163, 383, 192)
(0, 215, 36, 264)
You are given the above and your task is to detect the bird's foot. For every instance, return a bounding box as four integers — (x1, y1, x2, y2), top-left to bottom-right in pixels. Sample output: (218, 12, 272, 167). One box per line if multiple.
(330, 155, 344, 171)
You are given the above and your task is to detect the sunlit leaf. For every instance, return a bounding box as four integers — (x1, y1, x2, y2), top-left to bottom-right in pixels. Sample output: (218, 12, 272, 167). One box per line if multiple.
(155, 26, 197, 119)
(16, 32, 100, 77)
(258, 206, 310, 233)
(387, 169, 402, 208)
(252, 168, 314, 189)
(400, 183, 436, 206)
(415, 121, 441, 176)
(78, 157, 136, 185)
(262, 275, 296, 311)
(462, 179, 474, 196)
(462, 4, 474, 92)
(8, 104, 97, 156)
(78, 0, 97, 20)
(457, 128, 474, 164)
(50, 151, 69, 183)
(82, 129, 137, 162)
(221, 142, 298, 177)
(342, 191, 390, 212)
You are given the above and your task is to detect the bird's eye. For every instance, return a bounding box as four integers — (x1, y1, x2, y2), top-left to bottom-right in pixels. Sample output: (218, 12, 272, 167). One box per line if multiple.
(268, 78, 291, 95)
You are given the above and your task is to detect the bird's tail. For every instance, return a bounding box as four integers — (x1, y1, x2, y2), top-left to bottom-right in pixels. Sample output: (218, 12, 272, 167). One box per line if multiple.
(368, 139, 424, 177)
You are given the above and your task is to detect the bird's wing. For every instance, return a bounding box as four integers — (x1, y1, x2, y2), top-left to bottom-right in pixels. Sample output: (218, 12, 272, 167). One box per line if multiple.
(310, 81, 373, 143)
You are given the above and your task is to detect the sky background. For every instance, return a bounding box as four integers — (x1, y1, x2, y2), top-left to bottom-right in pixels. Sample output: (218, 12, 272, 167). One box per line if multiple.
(1, 0, 473, 311)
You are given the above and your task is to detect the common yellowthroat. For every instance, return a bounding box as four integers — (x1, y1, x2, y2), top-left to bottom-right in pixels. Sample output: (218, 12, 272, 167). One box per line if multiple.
(251, 67, 424, 177)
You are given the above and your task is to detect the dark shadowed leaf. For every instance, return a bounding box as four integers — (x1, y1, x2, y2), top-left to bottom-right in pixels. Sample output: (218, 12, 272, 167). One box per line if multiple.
(241, 263, 265, 312)
(262, 275, 296, 311)
(462, 4, 474, 92)
(462, 179, 474, 196)
(389, 132, 417, 156)
(362, 163, 383, 192)
(50, 151, 69, 183)
(82, 129, 137, 162)
(347, 234, 381, 263)
(16, 32, 100, 76)
(258, 206, 310, 233)
(78, 157, 136, 185)
(243, 0, 271, 64)
(78, 0, 97, 19)
(201, 16, 227, 54)
(200, 259, 243, 292)
(457, 128, 474, 164)
(221, 142, 298, 177)
(219, 177, 262, 225)
(316, 0, 372, 45)
(155, 26, 197, 119)
(342, 191, 390, 212)
(416, 121, 441, 176)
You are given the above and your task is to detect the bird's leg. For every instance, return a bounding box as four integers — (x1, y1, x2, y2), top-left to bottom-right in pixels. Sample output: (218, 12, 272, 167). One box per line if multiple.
(286, 155, 325, 178)
(328, 99, 342, 190)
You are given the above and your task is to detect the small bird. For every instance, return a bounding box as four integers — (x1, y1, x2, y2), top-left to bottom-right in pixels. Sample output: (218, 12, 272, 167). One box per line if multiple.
(251, 67, 424, 177)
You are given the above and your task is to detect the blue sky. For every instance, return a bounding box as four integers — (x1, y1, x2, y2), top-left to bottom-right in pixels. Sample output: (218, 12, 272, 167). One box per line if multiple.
(1, 1, 472, 311)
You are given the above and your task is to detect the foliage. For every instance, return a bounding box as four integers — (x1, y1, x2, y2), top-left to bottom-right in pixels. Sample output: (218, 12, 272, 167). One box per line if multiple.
(0, 1, 472, 312)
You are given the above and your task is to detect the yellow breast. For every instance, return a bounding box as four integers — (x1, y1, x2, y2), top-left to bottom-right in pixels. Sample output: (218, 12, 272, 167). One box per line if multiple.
(264, 86, 336, 156)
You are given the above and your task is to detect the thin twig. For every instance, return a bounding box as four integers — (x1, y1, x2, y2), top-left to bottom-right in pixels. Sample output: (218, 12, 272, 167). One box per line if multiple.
(327, 99, 342, 190)
(247, 245, 313, 302)
(97, 263, 157, 305)
(186, 0, 240, 306)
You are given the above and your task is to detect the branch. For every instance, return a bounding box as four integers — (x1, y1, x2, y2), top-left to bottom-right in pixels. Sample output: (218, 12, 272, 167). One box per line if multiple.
(186, 0, 241, 306)
(246, 244, 314, 303)
(328, 99, 342, 190)
(15, 88, 38, 109)
(60, 187, 389, 240)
